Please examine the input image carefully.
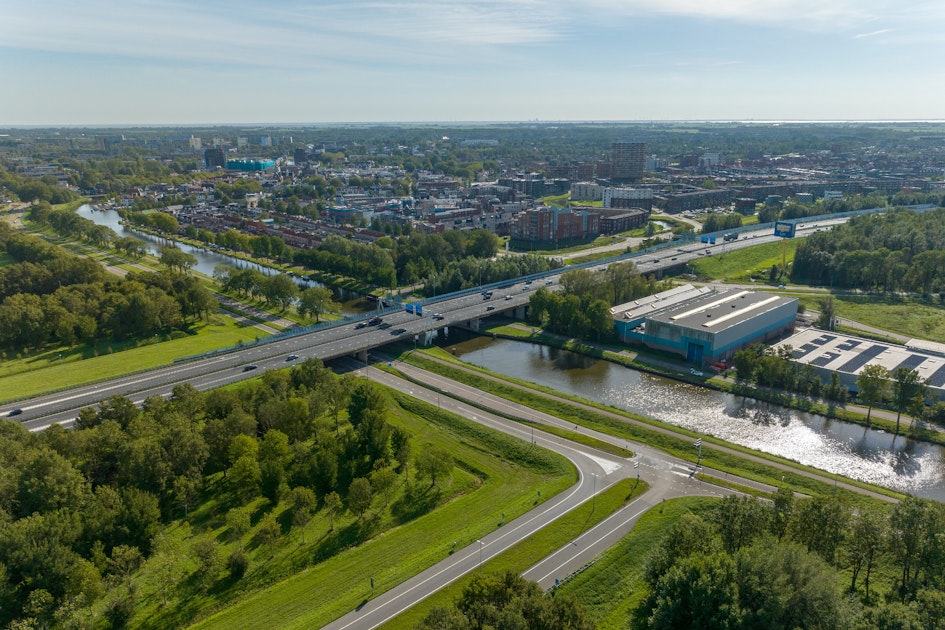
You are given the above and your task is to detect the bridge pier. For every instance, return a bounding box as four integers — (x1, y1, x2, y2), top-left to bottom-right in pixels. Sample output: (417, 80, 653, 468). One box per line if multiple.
(356, 349, 369, 364)
(466, 318, 480, 333)
(515, 305, 528, 320)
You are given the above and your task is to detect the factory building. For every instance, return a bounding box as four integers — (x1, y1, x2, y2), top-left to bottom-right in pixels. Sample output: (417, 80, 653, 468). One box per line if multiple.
(613, 284, 798, 365)
(772, 329, 945, 401)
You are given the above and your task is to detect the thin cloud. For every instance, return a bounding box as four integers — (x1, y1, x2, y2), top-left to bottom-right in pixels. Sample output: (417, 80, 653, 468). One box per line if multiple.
(854, 29, 891, 38)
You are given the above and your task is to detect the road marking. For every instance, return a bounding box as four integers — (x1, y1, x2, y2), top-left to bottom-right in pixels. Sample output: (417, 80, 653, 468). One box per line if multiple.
(580, 451, 622, 475)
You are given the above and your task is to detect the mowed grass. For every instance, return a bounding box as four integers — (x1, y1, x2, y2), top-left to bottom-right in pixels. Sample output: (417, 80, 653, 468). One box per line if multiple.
(384, 478, 649, 628)
(0, 314, 260, 401)
(556, 496, 720, 629)
(688, 238, 801, 282)
(185, 392, 575, 630)
(799, 294, 945, 344)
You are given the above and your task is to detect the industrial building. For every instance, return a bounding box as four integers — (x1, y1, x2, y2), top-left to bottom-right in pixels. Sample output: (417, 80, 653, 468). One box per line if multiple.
(613, 284, 798, 365)
(772, 329, 945, 400)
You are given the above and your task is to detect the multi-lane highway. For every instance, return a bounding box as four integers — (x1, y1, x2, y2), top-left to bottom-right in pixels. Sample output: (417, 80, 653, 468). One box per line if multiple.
(2, 218, 847, 431)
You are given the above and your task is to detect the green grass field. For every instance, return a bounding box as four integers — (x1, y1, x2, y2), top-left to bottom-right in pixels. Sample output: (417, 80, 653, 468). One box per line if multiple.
(556, 496, 719, 628)
(798, 293, 945, 344)
(383, 478, 649, 628)
(181, 392, 575, 630)
(0, 314, 261, 401)
(688, 238, 801, 282)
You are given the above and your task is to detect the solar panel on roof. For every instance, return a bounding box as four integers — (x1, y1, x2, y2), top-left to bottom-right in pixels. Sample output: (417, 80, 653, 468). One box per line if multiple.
(893, 354, 927, 373)
(811, 352, 840, 367)
(838, 344, 887, 374)
(926, 363, 945, 388)
(793, 343, 820, 359)
(812, 335, 837, 346)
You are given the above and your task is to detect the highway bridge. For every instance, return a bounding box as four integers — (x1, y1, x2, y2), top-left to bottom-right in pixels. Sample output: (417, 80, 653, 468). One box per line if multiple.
(2, 207, 922, 432)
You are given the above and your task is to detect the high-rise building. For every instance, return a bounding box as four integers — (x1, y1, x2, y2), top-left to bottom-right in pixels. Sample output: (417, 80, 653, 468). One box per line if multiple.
(204, 148, 226, 169)
(611, 142, 646, 182)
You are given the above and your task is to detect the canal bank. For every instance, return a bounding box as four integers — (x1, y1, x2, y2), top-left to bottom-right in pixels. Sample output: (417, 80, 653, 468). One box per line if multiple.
(428, 324, 944, 500)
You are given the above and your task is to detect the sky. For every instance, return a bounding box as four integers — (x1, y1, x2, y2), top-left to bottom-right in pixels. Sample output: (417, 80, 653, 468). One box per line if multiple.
(2, 0, 945, 126)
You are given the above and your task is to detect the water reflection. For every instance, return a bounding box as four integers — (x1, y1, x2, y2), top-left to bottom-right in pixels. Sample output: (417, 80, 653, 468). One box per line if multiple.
(449, 336, 945, 500)
(76, 204, 369, 316)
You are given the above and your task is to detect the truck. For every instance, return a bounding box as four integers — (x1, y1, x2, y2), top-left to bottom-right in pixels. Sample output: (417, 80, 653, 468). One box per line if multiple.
(723, 232, 738, 242)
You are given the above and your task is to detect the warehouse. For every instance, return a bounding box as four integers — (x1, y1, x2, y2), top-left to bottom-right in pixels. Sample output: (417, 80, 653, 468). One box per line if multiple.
(613, 284, 798, 365)
(771, 329, 945, 400)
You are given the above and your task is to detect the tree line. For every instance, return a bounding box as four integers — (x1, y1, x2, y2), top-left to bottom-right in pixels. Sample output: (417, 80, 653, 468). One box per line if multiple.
(0, 225, 215, 351)
(528, 262, 668, 341)
(635, 492, 945, 629)
(0, 360, 446, 628)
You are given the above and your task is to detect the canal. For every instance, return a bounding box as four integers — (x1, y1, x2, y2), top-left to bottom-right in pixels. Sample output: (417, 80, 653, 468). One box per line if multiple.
(76, 204, 372, 315)
(446, 334, 945, 500)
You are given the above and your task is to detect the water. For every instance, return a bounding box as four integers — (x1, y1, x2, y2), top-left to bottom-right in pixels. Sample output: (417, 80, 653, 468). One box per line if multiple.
(76, 204, 370, 315)
(448, 336, 945, 500)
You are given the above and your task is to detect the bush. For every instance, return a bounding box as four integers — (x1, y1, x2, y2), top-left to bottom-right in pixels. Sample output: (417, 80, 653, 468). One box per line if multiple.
(227, 550, 249, 581)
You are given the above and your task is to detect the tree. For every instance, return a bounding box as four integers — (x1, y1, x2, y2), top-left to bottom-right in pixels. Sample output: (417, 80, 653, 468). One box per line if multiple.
(323, 491, 342, 531)
(816, 296, 836, 330)
(289, 486, 317, 543)
(159, 246, 196, 273)
(857, 363, 891, 423)
(846, 508, 886, 599)
(414, 446, 453, 489)
(261, 273, 299, 310)
(191, 535, 220, 593)
(297, 285, 341, 322)
(226, 506, 252, 550)
(892, 367, 928, 434)
(347, 477, 373, 519)
(257, 511, 281, 559)
(370, 468, 398, 507)
(419, 570, 592, 630)
(642, 552, 741, 630)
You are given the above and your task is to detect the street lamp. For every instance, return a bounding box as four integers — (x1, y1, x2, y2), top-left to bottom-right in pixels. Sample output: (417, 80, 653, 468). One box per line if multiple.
(591, 473, 598, 509)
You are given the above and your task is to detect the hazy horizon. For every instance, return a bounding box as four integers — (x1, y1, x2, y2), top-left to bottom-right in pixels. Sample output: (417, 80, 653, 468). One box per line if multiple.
(5, 1, 945, 126)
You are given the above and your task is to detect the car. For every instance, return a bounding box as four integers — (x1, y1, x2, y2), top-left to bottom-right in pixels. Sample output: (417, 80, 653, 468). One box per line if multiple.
(285, 354, 299, 361)
(391, 327, 407, 335)
(486, 305, 496, 311)
(651, 258, 660, 263)
(243, 365, 258, 372)
(368, 316, 383, 326)
(433, 313, 445, 321)
(671, 257, 678, 261)
(545, 280, 553, 285)
(355, 321, 367, 329)
(8, 408, 22, 417)
(379, 322, 392, 329)
(778, 284, 786, 289)
(505, 295, 513, 300)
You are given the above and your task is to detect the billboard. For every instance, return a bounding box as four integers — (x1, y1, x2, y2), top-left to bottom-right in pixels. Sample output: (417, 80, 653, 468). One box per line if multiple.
(774, 221, 797, 238)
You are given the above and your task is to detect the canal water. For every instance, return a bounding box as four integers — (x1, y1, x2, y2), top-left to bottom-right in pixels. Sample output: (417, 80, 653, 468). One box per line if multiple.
(76, 204, 371, 315)
(445, 335, 945, 500)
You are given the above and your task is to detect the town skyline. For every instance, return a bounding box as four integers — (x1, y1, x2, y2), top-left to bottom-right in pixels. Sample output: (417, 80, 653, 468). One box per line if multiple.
(4, 0, 945, 126)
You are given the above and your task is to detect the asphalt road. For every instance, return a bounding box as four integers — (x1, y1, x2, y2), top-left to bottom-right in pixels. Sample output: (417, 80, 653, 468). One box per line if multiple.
(321, 360, 731, 629)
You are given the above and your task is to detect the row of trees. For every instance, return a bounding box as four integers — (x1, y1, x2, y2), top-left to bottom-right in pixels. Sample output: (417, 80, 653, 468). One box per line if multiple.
(731, 343, 930, 433)
(527, 263, 668, 340)
(0, 168, 79, 204)
(213, 264, 341, 318)
(636, 493, 945, 629)
(792, 208, 945, 292)
(0, 359, 444, 628)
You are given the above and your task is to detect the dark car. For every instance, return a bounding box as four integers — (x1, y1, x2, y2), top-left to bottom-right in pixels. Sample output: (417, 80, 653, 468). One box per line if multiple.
(433, 313, 445, 320)
(368, 316, 383, 326)
(243, 365, 258, 372)
(486, 305, 496, 311)
(391, 328, 407, 335)
(285, 354, 299, 361)
(355, 321, 367, 329)
(8, 408, 22, 417)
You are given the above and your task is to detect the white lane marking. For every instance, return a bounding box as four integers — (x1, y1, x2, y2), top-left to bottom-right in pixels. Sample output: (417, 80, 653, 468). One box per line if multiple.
(582, 452, 622, 475)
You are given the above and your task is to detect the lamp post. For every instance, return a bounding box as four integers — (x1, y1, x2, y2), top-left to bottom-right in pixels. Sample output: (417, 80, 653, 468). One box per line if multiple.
(591, 473, 597, 509)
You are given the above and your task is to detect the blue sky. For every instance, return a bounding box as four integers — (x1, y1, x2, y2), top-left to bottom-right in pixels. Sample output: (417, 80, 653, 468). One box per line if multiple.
(3, 0, 944, 125)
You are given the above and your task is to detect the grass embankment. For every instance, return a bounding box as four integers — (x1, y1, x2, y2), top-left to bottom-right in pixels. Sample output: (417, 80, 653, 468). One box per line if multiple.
(688, 238, 801, 283)
(0, 315, 260, 401)
(799, 293, 945, 345)
(383, 478, 649, 628)
(402, 347, 904, 504)
(185, 391, 575, 630)
(556, 496, 719, 628)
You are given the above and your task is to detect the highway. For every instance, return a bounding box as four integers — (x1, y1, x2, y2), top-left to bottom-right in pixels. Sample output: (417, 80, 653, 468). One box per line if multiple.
(319, 360, 733, 629)
(2, 218, 845, 430)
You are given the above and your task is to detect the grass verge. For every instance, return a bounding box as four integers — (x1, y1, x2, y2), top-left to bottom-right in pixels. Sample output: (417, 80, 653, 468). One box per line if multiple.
(382, 478, 649, 628)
